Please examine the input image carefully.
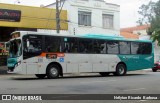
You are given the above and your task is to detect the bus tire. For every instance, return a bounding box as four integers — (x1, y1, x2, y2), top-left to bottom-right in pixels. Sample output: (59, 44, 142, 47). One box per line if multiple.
(46, 64, 60, 79)
(115, 63, 127, 76)
(35, 74, 46, 79)
(152, 68, 157, 72)
(99, 72, 110, 76)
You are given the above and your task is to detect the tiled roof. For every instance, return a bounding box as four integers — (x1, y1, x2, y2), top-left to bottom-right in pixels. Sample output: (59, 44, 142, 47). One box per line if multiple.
(121, 25, 150, 33)
(120, 31, 139, 39)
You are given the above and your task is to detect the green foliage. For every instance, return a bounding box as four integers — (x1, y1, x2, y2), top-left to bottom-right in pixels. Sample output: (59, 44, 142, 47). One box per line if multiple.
(137, 1, 156, 25)
(138, 0, 160, 45)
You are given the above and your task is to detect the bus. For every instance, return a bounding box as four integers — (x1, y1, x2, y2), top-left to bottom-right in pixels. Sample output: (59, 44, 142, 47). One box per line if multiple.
(7, 31, 154, 79)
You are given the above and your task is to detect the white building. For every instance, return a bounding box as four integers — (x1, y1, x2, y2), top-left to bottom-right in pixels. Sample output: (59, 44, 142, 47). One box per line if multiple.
(38, 0, 120, 36)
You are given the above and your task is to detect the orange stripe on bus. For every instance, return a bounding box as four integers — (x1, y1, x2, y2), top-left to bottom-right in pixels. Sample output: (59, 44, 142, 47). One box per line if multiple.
(39, 52, 65, 57)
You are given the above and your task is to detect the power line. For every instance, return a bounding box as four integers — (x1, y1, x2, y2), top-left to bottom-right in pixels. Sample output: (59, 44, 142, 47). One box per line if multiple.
(59, 0, 66, 15)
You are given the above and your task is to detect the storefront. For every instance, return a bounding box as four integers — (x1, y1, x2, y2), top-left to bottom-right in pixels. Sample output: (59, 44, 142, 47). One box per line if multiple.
(0, 42, 8, 66)
(0, 3, 68, 42)
(0, 3, 68, 66)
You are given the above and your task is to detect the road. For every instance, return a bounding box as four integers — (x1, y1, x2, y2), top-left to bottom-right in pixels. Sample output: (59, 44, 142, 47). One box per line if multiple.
(0, 70, 160, 103)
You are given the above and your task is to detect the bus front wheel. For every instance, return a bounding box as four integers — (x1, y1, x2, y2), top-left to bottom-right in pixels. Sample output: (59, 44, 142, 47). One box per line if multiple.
(115, 64, 127, 76)
(35, 74, 46, 79)
(46, 64, 60, 79)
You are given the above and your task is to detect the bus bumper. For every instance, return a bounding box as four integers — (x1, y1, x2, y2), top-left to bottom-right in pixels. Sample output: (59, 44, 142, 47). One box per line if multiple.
(7, 64, 23, 74)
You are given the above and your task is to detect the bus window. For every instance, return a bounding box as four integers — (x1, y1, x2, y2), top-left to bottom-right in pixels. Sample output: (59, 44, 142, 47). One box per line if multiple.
(93, 40, 106, 54)
(27, 39, 41, 53)
(70, 38, 78, 53)
(140, 43, 152, 54)
(62, 37, 78, 53)
(78, 38, 93, 53)
(45, 36, 61, 52)
(23, 35, 42, 59)
(119, 41, 130, 54)
(131, 42, 152, 54)
(131, 42, 140, 54)
(107, 41, 119, 54)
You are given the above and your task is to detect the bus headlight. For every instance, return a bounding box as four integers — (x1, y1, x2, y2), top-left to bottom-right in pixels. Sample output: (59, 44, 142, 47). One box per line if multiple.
(15, 61, 21, 67)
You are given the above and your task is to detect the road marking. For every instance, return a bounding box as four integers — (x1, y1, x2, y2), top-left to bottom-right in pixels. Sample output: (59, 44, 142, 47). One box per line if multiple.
(140, 100, 147, 102)
(80, 80, 116, 84)
(123, 88, 146, 91)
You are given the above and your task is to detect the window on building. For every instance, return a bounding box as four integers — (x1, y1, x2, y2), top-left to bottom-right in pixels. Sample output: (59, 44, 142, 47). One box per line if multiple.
(103, 14, 114, 29)
(107, 41, 119, 54)
(119, 41, 131, 54)
(78, 11, 91, 26)
(93, 40, 107, 54)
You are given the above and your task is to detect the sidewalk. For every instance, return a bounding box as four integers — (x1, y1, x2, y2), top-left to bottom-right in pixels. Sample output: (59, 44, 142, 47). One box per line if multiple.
(0, 66, 7, 74)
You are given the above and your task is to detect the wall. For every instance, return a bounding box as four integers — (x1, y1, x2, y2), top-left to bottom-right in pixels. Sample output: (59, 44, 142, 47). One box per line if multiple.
(43, 0, 120, 35)
(0, 3, 68, 30)
(133, 29, 147, 36)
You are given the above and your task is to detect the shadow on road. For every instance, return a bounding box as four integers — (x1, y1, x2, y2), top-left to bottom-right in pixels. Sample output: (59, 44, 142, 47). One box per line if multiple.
(10, 73, 148, 81)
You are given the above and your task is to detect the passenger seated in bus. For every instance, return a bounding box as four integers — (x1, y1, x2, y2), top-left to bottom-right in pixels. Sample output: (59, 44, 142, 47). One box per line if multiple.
(28, 44, 34, 52)
(46, 46, 51, 52)
(71, 45, 78, 53)
(100, 43, 106, 54)
(63, 45, 70, 52)
(79, 43, 87, 53)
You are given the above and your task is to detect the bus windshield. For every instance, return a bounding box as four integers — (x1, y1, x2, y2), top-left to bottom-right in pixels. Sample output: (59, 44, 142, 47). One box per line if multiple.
(8, 39, 22, 58)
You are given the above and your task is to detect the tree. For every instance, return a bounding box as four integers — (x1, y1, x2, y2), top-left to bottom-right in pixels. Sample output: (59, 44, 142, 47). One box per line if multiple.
(138, 0, 160, 45)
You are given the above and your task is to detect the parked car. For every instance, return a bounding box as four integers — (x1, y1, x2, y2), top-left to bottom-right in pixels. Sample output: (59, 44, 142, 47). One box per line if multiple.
(152, 60, 160, 72)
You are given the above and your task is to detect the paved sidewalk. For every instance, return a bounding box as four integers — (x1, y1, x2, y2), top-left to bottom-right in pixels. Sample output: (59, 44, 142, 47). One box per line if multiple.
(0, 66, 7, 74)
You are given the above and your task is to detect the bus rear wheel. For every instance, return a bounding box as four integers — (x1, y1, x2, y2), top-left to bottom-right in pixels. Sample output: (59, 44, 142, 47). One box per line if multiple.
(35, 74, 46, 79)
(46, 64, 60, 79)
(152, 68, 157, 72)
(99, 72, 110, 76)
(115, 64, 127, 76)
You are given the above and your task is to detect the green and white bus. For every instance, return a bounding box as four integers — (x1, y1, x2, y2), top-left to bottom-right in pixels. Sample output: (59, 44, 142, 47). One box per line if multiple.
(7, 31, 154, 79)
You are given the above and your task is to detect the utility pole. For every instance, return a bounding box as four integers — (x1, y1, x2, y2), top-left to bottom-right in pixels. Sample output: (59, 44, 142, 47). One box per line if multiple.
(56, 0, 60, 33)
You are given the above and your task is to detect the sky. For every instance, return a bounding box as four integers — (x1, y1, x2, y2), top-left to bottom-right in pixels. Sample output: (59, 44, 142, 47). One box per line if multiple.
(0, 0, 157, 28)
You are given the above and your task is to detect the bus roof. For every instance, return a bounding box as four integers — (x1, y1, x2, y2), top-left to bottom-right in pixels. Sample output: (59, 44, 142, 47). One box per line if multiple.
(12, 31, 152, 43)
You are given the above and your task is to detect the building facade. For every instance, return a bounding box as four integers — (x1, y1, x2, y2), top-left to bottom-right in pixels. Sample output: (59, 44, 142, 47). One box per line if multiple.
(0, 3, 68, 42)
(41, 0, 120, 36)
(121, 25, 150, 40)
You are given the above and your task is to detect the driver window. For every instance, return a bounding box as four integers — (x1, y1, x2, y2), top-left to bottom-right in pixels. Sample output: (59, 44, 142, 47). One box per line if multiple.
(23, 35, 42, 53)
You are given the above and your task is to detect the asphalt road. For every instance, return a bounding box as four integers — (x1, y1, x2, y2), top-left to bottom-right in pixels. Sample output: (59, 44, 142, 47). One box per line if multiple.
(0, 70, 160, 103)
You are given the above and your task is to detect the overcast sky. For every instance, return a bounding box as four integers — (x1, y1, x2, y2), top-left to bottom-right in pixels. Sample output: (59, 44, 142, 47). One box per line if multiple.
(0, 0, 157, 28)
